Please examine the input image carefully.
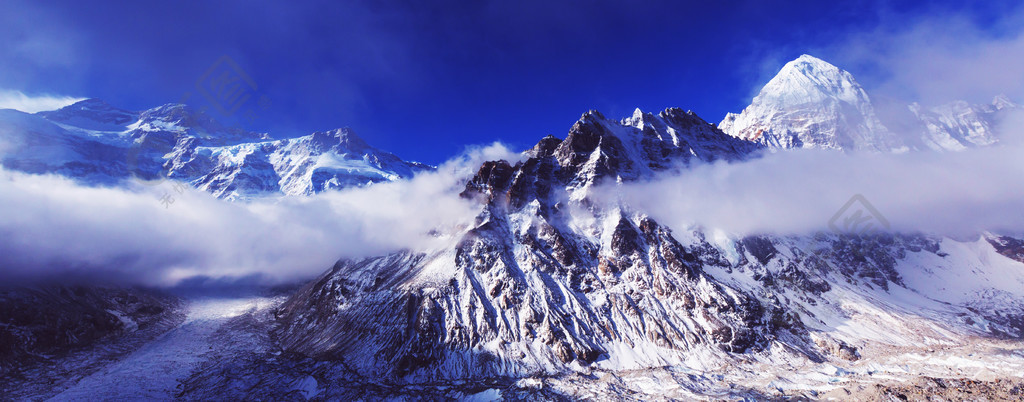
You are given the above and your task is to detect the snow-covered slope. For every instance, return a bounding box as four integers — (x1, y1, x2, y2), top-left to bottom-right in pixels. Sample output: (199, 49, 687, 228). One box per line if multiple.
(0, 99, 430, 198)
(272, 109, 789, 380)
(910, 97, 1016, 151)
(173, 128, 431, 200)
(266, 107, 1024, 398)
(6, 104, 1024, 399)
(720, 54, 902, 152)
(37, 98, 138, 132)
(720, 54, 1021, 153)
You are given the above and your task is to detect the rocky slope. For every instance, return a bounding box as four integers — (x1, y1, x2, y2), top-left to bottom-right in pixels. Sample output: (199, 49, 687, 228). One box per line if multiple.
(0, 286, 180, 379)
(260, 106, 1024, 399)
(272, 108, 781, 381)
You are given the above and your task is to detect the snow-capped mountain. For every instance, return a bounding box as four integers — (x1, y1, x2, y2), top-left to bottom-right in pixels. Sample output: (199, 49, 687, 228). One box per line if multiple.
(720, 54, 902, 152)
(0, 107, 130, 180)
(170, 128, 431, 200)
(5, 103, 1024, 399)
(4, 67, 1024, 401)
(273, 108, 773, 382)
(720, 54, 1021, 152)
(37, 98, 138, 131)
(0, 99, 430, 198)
(253, 107, 1024, 399)
(909, 96, 1016, 151)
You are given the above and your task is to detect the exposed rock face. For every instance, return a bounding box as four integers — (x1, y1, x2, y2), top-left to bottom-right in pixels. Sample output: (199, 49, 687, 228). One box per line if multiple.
(274, 105, 1024, 389)
(986, 234, 1024, 264)
(0, 286, 179, 377)
(273, 109, 802, 381)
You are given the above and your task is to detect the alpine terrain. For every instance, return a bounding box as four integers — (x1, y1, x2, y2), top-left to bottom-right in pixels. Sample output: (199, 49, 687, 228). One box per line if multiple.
(719, 54, 1021, 153)
(0, 99, 431, 200)
(2, 55, 1024, 400)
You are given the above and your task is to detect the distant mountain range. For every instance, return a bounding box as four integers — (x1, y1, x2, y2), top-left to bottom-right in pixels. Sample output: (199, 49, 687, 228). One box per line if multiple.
(2, 55, 1024, 399)
(3, 55, 1018, 202)
(0, 99, 430, 200)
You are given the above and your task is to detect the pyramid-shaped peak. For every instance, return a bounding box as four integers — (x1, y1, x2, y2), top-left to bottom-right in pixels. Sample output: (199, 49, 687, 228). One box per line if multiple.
(791, 54, 838, 67)
(776, 55, 847, 79)
(756, 54, 866, 107)
(775, 54, 851, 84)
(719, 54, 901, 152)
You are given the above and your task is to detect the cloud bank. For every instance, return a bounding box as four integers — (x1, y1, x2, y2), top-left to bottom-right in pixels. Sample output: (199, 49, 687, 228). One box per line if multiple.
(0, 89, 85, 113)
(682, 5, 1024, 238)
(609, 144, 1024, 237)
(0, 143, 517, 286)
(825, 4, 1024, 107)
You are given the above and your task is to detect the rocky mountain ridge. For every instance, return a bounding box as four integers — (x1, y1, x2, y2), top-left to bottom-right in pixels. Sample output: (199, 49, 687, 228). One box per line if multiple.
(0, 99, 430, 199)
(267, 103, 1024, 398)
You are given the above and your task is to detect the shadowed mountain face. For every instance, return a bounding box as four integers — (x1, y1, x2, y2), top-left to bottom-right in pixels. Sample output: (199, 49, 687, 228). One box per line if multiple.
(0, 286, 180, 378)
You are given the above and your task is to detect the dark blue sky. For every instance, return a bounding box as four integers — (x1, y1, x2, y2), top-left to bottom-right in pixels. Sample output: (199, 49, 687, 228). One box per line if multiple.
(1, 0, 1018, 164)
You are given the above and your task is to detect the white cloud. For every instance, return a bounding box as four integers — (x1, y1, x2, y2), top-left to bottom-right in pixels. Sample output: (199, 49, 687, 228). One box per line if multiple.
(693, 6, 1024, 238)
(0, 89, 85, 113)
(823, 6, 1024, 106)
(605, 143, 1024, 238)
(0, 142, 519, 286)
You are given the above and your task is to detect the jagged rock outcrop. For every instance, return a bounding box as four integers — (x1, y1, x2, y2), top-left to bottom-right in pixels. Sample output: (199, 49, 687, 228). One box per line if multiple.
(274, 103, 1024, 389)
(273, 109, 802, 381)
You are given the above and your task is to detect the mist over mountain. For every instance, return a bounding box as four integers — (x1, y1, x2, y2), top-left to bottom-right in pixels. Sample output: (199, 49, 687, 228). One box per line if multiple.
(3, 20, 1024, 398)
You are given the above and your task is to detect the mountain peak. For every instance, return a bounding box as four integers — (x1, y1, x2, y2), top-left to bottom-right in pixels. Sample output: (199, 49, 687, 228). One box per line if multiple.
(792, 53, 833, 67)
(784, 54, 842, 76)
(719, 54, 901, 152)
(758, 54, 866, 108)
(992, 94, 1017, 110)
(58, 98, 122, 111)
(580, 109, 606, 121)
(309, 127, 370, 150)
(37, 98, 138, 130)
